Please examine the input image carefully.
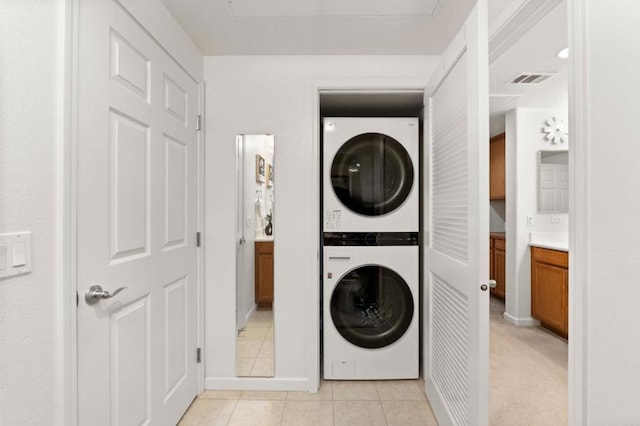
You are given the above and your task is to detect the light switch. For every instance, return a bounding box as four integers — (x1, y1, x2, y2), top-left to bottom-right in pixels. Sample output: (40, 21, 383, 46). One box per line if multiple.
(12, 242, 26, 267)
(0, 232, 32, 280)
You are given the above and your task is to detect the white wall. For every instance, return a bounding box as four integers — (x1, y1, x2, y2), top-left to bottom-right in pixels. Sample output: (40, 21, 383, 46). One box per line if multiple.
(0, 1, 61, 424)
(204, 56, 438, 388)
(504, 107, 568, 325)
(570, 0, 640, 422)
(490, 200, 506, 232)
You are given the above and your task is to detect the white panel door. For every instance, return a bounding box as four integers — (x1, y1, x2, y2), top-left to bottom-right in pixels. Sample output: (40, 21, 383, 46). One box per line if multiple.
(423, 2, 490, 425)
(76, 1, 200, 424)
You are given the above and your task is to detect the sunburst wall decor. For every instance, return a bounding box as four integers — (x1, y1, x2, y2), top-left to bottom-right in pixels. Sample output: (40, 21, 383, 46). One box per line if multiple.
(543, 117, 568, 144)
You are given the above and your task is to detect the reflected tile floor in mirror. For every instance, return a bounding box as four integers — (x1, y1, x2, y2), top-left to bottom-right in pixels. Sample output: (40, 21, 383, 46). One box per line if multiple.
(179, 379, 437, 426)
(237, 307, 274, 377)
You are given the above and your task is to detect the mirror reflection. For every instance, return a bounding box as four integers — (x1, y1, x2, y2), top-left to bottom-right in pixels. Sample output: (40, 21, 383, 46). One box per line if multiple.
(538, 150, 569, 213)
(235, 134, 275, 377)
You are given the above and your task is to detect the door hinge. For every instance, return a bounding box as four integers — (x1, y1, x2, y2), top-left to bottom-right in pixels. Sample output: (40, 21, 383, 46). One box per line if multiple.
(196, 115, 202, 131)
(76, 291, 79, 307)
(196, 232, 201, 247)
(196, 347, 202, 363)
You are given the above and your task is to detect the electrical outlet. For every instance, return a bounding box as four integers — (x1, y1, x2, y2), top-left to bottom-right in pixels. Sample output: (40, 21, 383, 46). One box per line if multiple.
(551, 215, 563, 224)
(527, 215, 535, 227)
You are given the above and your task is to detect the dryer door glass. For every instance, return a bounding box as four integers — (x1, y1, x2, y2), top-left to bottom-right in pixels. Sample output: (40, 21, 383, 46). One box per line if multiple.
(331, 133, 414, 216)
(330, 265, 414, 349)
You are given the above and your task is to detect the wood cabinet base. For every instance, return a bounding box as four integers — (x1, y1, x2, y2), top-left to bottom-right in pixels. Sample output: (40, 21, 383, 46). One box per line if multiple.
(531, 246, 568, 338)
(255, 241, 274, 306)
(490, 234, 506, 300)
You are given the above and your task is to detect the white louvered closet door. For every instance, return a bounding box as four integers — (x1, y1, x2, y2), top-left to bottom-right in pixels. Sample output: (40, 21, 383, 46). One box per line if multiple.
(423, 1, 490, 425)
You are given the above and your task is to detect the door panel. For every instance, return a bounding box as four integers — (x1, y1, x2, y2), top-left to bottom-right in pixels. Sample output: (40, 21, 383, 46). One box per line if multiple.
(111, 297, 151, 425)
(423, 1, 489, 424)
(109, 109, 150, 262)
(77, 1, 199, 424)
(164, 135, 188, 249)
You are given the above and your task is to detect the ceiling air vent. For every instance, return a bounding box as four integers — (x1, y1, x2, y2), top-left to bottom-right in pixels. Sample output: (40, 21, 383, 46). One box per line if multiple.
(509, 73, 554, 84)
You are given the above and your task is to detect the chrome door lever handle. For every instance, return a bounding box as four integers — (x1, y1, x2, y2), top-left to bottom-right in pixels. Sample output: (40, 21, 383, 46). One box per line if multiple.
(85, 285, 127, 305)
(239, 237, 246, 245)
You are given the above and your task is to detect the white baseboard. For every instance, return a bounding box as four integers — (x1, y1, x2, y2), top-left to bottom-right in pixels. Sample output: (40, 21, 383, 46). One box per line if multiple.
(205, 377, 311, 392)
(503, 312, 540, 327)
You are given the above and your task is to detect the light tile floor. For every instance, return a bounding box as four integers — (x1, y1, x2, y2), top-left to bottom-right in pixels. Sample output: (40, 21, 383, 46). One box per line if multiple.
(237, 308, 274, 377)
(179, 379, 437, 426)
(181, 297, 568, 425)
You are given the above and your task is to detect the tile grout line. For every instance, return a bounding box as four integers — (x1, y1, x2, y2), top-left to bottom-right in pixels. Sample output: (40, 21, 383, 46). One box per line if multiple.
(278, 398, 285, 426)
(225, 399, 239, 426)
(375, 386, 390, 426)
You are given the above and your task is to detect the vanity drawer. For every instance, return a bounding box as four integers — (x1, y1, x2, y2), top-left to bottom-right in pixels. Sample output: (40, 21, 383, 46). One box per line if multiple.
(531, 246, 568, 268)
(494, 238, 505, 251)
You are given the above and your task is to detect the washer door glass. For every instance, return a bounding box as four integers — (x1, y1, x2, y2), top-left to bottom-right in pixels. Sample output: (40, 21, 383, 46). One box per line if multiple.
(331, 133, 414, 216)
(330, 265, 414, 349)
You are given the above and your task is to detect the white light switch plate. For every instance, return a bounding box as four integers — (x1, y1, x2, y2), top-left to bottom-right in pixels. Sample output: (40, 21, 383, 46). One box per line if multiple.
(0, 232, 32, 280)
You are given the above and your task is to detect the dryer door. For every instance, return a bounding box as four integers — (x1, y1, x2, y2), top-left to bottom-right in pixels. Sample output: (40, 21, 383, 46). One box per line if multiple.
(330, 265, 414, 349)
(330, 133, 414, 216)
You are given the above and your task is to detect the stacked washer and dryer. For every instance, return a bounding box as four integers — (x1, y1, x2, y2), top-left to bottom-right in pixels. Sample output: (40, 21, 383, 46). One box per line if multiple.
(322, 117, 420, 380)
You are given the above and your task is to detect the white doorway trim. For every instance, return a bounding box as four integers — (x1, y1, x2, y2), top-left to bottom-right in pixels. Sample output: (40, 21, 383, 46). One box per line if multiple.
(57, 1, 78, 424)
(59, 1, 206, 424)
(567, 0, 587, 423)
(57, 0, 76, 423)
(310, 78, 428, 393)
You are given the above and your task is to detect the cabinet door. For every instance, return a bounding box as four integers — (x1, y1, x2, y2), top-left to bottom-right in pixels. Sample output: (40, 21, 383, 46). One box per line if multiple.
(531, 261, 568, 336)
(489, 133, 505, 200)
(489, 238, 495, 294)
(255, 242, 274, 306)
(493, 247, 506, 299)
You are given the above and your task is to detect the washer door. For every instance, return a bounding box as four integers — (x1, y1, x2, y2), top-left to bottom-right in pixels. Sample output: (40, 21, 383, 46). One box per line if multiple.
(330, 265, 414, 349)
(330, 133, 414, 216)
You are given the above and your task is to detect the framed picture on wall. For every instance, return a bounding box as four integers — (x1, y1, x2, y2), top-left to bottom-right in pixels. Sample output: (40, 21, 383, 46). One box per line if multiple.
(267, 164, 273, 187)
(256, 155, 266, 183)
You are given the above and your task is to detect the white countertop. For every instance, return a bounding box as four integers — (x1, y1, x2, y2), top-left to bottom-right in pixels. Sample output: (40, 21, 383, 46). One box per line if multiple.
(529, 231, 568, 252)
(255, 236, 274, 242)
(529, 241, 568, 252)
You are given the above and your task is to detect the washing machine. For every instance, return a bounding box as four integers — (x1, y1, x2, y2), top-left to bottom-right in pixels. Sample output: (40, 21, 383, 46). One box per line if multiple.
(322, 232, 419, 380)
(323, 117, 419, 233)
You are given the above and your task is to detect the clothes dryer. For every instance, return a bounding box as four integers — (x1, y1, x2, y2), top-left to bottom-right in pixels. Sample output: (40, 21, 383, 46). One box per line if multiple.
(323, 117, 419, 233)
(323, 232, 419, 380)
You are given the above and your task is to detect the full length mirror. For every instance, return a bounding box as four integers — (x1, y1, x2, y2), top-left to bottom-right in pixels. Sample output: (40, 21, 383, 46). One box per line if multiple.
(538, 150, 569, 213)
(235, 134, 275, 377)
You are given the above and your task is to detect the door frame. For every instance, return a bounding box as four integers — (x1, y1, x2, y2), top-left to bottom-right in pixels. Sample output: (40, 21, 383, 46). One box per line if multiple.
(567, 0, 587, 423)
(58, 1, 205, 424)
(310, 79, 428, 394)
